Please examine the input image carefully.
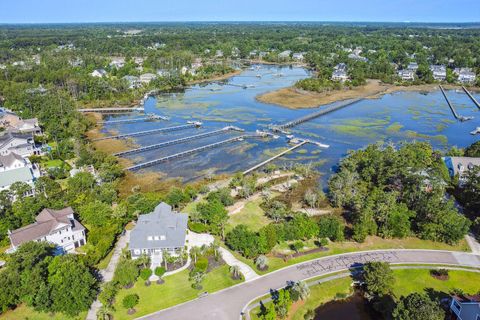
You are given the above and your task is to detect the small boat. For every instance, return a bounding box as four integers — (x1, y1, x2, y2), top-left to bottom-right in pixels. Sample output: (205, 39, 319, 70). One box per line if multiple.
(470, 127, 480, 135)
(256, 74, 262, 78)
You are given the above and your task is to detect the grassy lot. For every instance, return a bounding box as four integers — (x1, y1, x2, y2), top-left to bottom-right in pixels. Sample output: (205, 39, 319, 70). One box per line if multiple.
(112, 265, 243, 320)
(226, 198, 271, 233)
(96, 247, 115, 270)
(232, 236, 470, 275)
(251, 269, 480, 320)
(0, 305, 86, 320)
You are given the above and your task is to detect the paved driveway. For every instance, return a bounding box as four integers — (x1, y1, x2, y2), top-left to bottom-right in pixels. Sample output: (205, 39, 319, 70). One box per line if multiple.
(137, 250, 480, 320)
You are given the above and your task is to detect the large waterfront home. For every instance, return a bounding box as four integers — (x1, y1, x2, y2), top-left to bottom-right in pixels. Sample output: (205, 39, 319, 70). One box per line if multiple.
(0, 131, 40, 157)
(8, 207, 86, 253)
(129, 202, 188, 261)
(450, 294, 480, 320)
(444, 156, 480, 185)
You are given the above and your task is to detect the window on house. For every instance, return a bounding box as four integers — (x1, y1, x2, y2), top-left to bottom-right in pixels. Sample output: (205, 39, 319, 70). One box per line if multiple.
(160, 235, 166, 240)
(147, 236, 153, 241)
(154, 236, 159, 240)
(452, 300, 461, 312)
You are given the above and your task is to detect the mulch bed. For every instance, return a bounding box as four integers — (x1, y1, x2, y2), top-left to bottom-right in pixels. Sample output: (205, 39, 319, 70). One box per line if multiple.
(431, 274, 449, 281)
(273, 246, 329, 261)
(166, 261, 187, 271)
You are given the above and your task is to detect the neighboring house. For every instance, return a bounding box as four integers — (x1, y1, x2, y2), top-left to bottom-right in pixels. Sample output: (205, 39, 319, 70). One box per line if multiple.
(91, 69, 107, 78)
(0, 152, 37, 172)
(407, 62, 419, 71)
(348, 53, 368, 62)
(0, 131, 40, 157)
(278, 50, 292, 60)
(443, 156, 480, 185)
(10, 118, 42, 135)
(215, 50, 224, 58)
(398, 69, 415, 81)
(8, 207, 86, 254)
(292, 52, 305, 61)
(109, 57, 125, 69)
(139, 73, 157, 84)
(332, 63, 349, 82)
(450, 295, 480, 320)
(122, 75, 140, 89)
(69, 58, 83, 67)
(454, 68, 477, 84)
(69, 164, 97, 179)
(430, 65, 447, 81)
(129, 202, 188, 260)
(0, 166, 37, 197)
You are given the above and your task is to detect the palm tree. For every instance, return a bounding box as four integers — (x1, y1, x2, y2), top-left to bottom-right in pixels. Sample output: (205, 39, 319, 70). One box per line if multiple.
(229, 265, 240, 279)
(190, 246, 201, 264)
(96, 305, 112, 320)
(292, 281, 310, 300)
(210, 240, 220, 259)
(162, 249, 170, 270)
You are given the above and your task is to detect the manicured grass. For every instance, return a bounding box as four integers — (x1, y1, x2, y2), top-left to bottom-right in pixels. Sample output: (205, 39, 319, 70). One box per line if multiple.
(112, 265, 243, 320)
(40, 158, 69, 169)
(231, 236, 470, 275)
(252, 269, 480, 320)
(226, 198, 271, 232)
(0, 304, 86, 320)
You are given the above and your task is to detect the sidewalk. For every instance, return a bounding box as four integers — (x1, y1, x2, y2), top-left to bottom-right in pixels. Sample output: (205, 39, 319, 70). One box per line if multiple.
(465, 233, 480, 255)
(86, 230, 131, 320)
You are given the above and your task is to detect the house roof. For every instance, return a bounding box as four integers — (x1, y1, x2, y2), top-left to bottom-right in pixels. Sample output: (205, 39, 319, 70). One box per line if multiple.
(129, 202, 188, 250)
(452, 295, 480, 320)
(0, 131, 32, 149)
(0, 152, 25, 168)
(445, 156, 480, 177)
(9, 207, 84, 247)
(0, 166, 34, 188)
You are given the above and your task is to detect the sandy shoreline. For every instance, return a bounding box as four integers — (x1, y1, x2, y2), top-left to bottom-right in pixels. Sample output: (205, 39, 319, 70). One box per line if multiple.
(256, 80, 480, 110)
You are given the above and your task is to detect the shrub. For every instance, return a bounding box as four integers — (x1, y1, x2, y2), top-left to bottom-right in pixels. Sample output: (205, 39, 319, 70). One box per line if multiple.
(139, 268, 152, 281)
(154, 266, 166, 278)
(195, 257, 209, 272)
(188, 221, 208, 233)
(319, 238, 329, 247)
(292, 241, 304, 253)
(255, 255, 268, 270)
(122, 294, 139, 310)
(113, 258, 139, 288)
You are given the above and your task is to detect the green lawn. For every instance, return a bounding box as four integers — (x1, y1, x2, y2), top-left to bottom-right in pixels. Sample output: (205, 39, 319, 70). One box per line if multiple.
(96, 247, 115, 270)
(251, 269, 480, 320)
(227, 198, 271, 233)
(0, 305, 86, 320)
(112, 265, 243, 320)
(40, 159, 66, 168)
(232, 236, 470, 275)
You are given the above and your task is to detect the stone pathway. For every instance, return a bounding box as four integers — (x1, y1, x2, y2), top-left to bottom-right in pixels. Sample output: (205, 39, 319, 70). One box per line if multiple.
(86, 230, 131, 320)
(218, 247, 259, 282)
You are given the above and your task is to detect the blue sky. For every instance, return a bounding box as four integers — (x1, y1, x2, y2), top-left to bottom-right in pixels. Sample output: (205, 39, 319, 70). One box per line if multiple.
(1, 0, 479, 23)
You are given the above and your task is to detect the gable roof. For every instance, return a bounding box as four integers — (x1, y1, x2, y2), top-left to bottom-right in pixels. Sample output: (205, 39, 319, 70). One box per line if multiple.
(0, 152, 25, 168)
(0, 131, 32, 149)
(0, 167, 34, 188)
(9, 207, 84, 247)
(129, 202, 188, 250)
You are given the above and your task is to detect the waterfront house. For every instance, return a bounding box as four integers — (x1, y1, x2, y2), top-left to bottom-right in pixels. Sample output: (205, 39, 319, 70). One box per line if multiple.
(454, 68, 477, 84)
(1, 109, 41, 135)
(122, 75, 140, 89)
(91, 69, 107, 78)
(430, 65, 447, 81)
(0, 151, 41, 197)
(278, 50, 292, 60)
(449, 295, 480, 320)
(443, 156, 480, 185)
(0, 131, 40, 157)
(292, 52, 305, 61)
(407, 62, 419, 71)
(129, 202, 188, 261)
(8, 207, 86, 254)
(348, 53, 368, 62)
(331, 63, 349, 82)
(139, 73, 157, 84)
(398, 69, 415, 81)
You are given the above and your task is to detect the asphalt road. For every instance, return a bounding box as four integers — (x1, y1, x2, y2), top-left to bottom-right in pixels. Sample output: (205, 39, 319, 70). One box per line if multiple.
(137, 250, 480, 320)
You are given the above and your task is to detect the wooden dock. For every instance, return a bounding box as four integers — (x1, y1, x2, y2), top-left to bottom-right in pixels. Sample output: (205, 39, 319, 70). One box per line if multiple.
(126, 134, 266, 171)
(99, 114, 169, 125)
(439, 85, 473, 122)
(78, 107, 145, 114)
(92, 123, 201, 141)
(242, 140, 308, 175)
(462, 86, 480, 110)
(114, 126, 243, 156)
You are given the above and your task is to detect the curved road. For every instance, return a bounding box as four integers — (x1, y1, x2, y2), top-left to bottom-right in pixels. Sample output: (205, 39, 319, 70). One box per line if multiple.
(137, 250, 480, 320)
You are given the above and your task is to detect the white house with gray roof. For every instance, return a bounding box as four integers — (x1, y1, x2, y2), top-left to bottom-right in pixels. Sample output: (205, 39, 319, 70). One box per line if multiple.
(0, 131, 41, 158)
(129, 202, 188, 261)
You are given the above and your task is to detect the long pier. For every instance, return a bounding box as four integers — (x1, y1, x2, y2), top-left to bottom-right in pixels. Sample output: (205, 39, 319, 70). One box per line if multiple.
(126, 134, 266, 171)
(99, 114, 169, 125)
(92, 123, 201, 141)
(242, 140, 308, 175)
(114, 126, 244, 157)
(78, 107, 145, 114)
(439, 85, 473, 122)
(273, 98, 363, 130)
(462, 86, 480, 110)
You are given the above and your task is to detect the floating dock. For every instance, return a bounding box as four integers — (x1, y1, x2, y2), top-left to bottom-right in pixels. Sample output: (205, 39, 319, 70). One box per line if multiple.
(439, 85, 473, 122)
(462, 86, 480, 110)
(78, 107, 145, 114)
(114, 126, 244, 156)
(272, 98, 363, 131)
(126, 133, 267, 171)
(92, 123, 202, 141)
